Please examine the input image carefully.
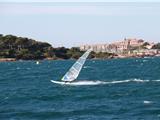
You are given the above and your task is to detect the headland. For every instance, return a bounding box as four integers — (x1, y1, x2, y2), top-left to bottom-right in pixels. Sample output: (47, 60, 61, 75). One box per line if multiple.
(0, 34, 160, 61)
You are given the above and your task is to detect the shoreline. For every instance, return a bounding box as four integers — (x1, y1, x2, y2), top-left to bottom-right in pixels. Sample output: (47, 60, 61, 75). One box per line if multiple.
(1, 54, 160, 62)
(0, 58, 16, 62)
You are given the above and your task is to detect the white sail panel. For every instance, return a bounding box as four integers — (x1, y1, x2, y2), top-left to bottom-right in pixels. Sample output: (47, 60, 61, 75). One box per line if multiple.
(61, 49, 91, 82)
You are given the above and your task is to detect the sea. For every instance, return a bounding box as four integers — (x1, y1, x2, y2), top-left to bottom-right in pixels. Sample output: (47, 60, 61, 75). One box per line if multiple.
(0, 57, 160, 120)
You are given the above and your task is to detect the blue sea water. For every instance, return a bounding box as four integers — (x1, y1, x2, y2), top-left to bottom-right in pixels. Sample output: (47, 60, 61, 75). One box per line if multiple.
(0, 57, 160, 120)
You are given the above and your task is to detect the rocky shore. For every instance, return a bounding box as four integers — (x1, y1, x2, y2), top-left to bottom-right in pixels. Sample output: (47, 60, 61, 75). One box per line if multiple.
(1, 54, 160, 62)
(0, 58, 16, 62)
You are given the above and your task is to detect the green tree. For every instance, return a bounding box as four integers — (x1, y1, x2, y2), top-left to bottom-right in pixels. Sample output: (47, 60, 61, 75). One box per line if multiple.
(54, 47, 70, 59)
(152, 43, 160, 49)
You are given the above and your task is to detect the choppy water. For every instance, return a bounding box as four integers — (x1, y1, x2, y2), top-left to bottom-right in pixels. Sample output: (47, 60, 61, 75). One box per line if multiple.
(0, 57, 160, 120)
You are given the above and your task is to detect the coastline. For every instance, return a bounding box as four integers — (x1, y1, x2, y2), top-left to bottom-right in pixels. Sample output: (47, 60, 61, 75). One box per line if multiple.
(0, 58, 16, 62)
(1, 34, 160, 61)
(1, 54, 160, 62)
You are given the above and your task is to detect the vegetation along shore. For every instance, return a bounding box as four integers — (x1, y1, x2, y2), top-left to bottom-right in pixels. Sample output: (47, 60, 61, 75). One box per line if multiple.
(0, 34, 160, 61)
(0, 34, 115, 61)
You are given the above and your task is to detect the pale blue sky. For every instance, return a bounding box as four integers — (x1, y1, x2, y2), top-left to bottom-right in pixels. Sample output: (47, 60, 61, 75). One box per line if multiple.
(0, 1, 160, 47)
(1, 0, 160, 2)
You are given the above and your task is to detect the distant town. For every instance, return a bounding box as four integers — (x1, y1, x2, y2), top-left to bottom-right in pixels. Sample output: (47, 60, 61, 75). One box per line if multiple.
(80, 38, 160, 58)
(0, 34, 160, 61)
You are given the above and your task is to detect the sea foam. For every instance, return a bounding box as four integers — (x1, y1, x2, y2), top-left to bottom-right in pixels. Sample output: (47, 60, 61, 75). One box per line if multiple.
(59, 79, 160, 86)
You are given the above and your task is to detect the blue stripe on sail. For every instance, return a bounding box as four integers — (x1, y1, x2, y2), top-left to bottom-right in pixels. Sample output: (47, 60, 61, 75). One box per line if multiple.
(63, 76, 68, 80)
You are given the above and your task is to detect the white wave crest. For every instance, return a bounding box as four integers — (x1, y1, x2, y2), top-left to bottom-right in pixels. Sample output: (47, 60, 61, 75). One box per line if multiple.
(131, 79, 150, 82)
(51, 79, 160, 86)
(143, 100, 152, 104)
(104, 79, 150, 85)
(153, 80, 160, 82)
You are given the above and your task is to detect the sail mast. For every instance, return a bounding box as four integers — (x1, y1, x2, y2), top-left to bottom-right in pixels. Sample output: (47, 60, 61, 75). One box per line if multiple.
(61, 49, 91, 82)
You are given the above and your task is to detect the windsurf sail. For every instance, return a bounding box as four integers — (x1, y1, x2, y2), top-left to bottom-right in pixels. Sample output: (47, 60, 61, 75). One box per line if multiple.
(61, 49, 92, 82)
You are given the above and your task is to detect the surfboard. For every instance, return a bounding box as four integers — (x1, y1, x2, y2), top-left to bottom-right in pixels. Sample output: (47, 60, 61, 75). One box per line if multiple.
(51, 80, 104, 86)
(51, 80, 68, 85)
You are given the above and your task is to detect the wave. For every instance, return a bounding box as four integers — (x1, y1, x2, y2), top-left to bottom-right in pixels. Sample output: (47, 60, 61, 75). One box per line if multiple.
(103, 79, 160, 85)
(83, 66, 89, 69)
(51, 79, 160, 86)
(143, 100, 153, 104)
(153, 80, 160, 82)
(95, 79, 150, 85)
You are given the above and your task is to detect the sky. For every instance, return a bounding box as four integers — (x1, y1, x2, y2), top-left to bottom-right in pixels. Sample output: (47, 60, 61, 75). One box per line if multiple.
(0, 1, 160, 47)
(1, 0, 160, 2)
